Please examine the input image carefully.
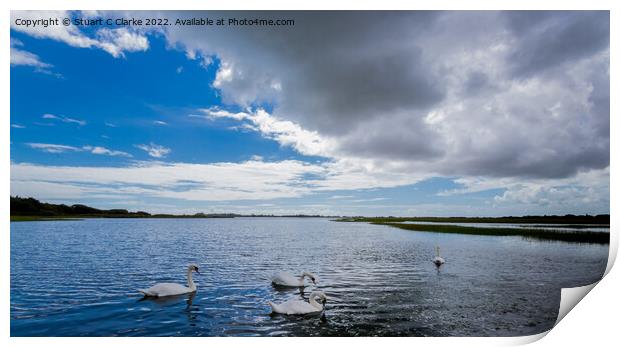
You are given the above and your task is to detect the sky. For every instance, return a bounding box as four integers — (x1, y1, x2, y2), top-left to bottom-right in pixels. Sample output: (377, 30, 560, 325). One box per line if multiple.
(9, 10, 610, 216)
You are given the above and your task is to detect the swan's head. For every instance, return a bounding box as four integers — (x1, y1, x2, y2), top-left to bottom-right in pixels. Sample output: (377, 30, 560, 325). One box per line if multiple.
(311, 291, 327, 305)
(188, 264, 200, 274)
(303, 272, 319, 284)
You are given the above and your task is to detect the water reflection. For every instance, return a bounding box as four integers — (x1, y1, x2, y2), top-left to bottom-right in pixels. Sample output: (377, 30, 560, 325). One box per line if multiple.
(138, 291, 196, 308)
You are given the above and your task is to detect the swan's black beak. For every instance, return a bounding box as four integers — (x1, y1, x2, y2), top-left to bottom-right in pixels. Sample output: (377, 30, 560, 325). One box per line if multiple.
(311, 277, 316, 284)
(195, 268, 200, 274)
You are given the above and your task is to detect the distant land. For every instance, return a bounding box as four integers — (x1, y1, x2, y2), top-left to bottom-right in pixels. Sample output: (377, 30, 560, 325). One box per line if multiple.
(11, 196, 610, 224)
(10, 196, 610, 244)
(9, 196, 332, 221)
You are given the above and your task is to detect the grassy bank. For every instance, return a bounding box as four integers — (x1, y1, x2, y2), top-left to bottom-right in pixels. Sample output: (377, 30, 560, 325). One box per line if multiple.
(10, 216, 83, 222)
(361, 222, 609, 244)
(336, 215, 610, 225)
(9, 214, 236, 221)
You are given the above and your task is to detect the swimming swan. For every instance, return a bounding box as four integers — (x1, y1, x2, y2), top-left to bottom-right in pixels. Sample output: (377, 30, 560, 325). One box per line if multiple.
(271, 271, 318, 287)
(138, 264, 200, 297)
(432, 246, 446, 266)
(269, 291, 327, 315)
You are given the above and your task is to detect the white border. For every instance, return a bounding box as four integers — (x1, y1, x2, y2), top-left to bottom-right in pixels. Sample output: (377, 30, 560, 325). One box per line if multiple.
(3, 1, 617, 346)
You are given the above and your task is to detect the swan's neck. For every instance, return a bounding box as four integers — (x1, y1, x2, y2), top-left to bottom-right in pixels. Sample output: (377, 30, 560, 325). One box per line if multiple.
(187, 269, 196, 290)
(436, 247, 440, 257)
(309, 294, 323, 310)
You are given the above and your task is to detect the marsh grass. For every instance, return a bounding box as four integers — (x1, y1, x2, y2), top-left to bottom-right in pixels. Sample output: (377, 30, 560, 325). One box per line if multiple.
(336, 215, 609, 224)
(336, 218, 609, 244)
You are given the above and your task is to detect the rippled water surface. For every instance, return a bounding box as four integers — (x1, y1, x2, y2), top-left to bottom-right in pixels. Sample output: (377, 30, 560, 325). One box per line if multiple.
(11, 218, 608, 336)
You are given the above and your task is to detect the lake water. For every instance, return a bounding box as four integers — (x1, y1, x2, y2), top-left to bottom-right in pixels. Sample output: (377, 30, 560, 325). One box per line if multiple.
(10, 218, 608, 336)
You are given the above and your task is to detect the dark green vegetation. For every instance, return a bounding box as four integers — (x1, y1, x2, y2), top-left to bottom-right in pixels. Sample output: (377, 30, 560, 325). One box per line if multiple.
(10, 196, 237, 221)
(337, 215, 610, 225)
(337, 218, 609, 244)
(10, 215, 83, 222)
(10, 196, 333, 221)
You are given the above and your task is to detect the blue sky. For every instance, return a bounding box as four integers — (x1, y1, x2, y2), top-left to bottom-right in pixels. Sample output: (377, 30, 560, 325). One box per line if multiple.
(10, 11, 610, 216)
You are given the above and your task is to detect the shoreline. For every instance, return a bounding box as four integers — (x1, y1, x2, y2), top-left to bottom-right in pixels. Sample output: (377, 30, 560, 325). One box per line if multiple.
(341, 220, 609, 244)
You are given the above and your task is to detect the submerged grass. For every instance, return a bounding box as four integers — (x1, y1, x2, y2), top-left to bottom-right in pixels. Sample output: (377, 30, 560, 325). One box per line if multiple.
(338, 219, 609, 244)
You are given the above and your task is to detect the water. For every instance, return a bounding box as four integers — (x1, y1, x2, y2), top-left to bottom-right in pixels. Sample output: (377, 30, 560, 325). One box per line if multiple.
(399, 221, 609, 233)
(10, 218, 608, 336)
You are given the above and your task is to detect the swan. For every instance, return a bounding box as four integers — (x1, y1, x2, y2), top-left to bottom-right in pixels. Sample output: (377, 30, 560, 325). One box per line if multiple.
(271, 271, 318, 287)
(138, 264, 200, 297)
(432, 246, 446, 266)
(269, 291, 327, 315)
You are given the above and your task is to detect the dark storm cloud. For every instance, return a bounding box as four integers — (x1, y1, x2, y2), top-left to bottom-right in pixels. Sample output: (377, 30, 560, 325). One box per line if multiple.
(123, 10, 610, 180)
(163, 11, 445, 133)
(278, 46, 444, 133)
(504, 11, 610, 77)
(461, 70, 491, 96)
(445, 140, 610, 179)
(337, 112, 445, 160)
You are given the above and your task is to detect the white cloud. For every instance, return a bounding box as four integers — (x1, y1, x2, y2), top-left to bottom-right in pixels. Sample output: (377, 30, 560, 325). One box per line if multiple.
(9, 158, 609, 215)
(9, 159, 425, 203)
(328, 195, 354, 200)
(11, 11, 97, 48)
(153, 120, 168, 126)
(96, 28, 149, 58)
(26, 142, 131, 157)
(437, 167, 609, 213)
(213, 60, 234, 87)
(135, 143, 171, 158)
(10, 11, 149, 58)
(352, 197, 389, 203)
(26, 143, 81, 153)
(196, 107, 336, 157)
(11, 124, 26, 129)
(10, 47, 51, 68)
(10, 37, 56, 75)
(82, 146, 132, 157)
(42, 113, 86, 126)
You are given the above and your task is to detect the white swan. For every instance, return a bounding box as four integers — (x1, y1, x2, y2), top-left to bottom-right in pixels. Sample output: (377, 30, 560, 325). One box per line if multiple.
(138, 264, 200, 297)
(271, 271, 318, 287)
(269, 291, 327, 315)
(432, 246, 446, 266)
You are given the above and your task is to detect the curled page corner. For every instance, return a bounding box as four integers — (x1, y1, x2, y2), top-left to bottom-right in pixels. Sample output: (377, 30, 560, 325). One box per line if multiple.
(554, 281, 599, 327)
(519, 237, 616, 345)
(516, 282, 600, 345)
(552, 229, 615, 328)
(604, 229, 618, 276)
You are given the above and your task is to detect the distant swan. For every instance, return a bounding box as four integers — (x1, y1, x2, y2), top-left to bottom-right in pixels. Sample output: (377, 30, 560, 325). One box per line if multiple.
(271, 271, 318, 287)
(269, 291, 327, 315)
(432, 246, 446, 266)
(138, 264, 200, 297)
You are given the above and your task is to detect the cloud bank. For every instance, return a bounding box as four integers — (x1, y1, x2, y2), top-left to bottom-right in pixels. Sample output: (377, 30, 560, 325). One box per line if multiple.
(10, 11, 610, 214)
(161, 11, 609, 180)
